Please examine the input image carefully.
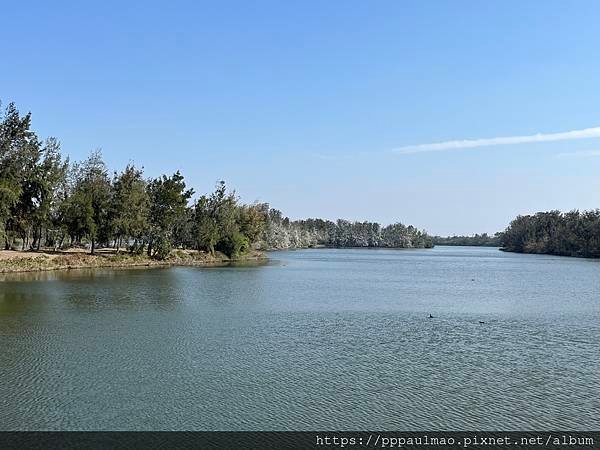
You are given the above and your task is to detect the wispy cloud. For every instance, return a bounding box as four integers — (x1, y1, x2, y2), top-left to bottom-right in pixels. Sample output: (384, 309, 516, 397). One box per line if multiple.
(393, 126, 600, 154)
(552, 149, 600, 160)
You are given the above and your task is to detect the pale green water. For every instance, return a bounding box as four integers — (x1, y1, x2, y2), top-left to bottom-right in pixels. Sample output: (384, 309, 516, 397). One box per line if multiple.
(0, 246, 599, 430)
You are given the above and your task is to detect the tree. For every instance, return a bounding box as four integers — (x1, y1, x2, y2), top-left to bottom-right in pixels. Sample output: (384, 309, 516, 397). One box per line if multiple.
(110, 164, 149, 253)
(238, 203, 267, 245)
(72, 150, 112, 254)
(193, 194, 219, 254)
(192, 181, 266, 257)
(192, 181, 237, 255)
(146, 171, 193, 258)
(29, 138, 69, 250)
(0, 102, 36, 249)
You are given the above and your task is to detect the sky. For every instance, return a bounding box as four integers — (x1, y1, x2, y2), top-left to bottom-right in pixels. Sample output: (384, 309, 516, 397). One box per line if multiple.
(2, 0, 600, 235)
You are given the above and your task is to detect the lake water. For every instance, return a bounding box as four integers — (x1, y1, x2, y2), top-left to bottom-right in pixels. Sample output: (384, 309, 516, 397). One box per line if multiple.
(1, 246, 599, 430)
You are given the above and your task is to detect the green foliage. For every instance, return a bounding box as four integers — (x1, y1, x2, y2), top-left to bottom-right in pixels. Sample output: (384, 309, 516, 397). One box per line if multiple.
(0, 102, 35, 248)
(110, 164, 149, 251)
(192, 181, 264, 257)
(146, 171, 193, 258)
(501, 210, 600, 257)
(148, 171, 193, 234)
(153, 233, 172, 260)
(193, 195, 219, 254)
(238, 204, 267, 243)
(219, 229, 249, 258)
(71, 150, 112, 254)
(432, 233, 503, 247)
(0, 103, 70, 250)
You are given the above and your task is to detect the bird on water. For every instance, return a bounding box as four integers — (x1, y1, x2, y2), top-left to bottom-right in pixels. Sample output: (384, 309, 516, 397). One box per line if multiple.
(428, 313, 434, 318)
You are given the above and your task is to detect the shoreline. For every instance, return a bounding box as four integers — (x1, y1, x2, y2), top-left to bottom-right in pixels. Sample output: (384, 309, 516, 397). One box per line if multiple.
(499, 247, 600, 259)
(0, 249, 267, 274)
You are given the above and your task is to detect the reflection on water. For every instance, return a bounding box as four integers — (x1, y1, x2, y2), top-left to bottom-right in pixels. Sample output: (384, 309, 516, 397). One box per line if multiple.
(0, 247, 599, 430)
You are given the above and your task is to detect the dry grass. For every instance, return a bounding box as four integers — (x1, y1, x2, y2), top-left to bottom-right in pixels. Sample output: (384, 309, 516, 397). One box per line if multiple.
(0, 248, 266, 273)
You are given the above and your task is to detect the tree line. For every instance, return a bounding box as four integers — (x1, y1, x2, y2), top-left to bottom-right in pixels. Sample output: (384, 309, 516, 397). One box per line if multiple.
(432, 233, 503, 247)
(501, 210, 600, 258)
(0, 101, 433, 258)
(0, 102, 267, 258)
(264, 210, 433, 249)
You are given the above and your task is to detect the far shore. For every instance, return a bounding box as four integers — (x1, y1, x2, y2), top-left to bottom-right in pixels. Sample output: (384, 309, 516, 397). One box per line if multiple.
(0, 248, 266, 274)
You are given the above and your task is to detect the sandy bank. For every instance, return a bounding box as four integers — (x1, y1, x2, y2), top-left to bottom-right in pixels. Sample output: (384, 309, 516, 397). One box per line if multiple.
(0, 248, 266, 273)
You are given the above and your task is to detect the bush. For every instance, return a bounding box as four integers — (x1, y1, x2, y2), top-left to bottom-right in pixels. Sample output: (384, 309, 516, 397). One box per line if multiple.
(153, 234, 172, 260)
(217, 230, 249, 258)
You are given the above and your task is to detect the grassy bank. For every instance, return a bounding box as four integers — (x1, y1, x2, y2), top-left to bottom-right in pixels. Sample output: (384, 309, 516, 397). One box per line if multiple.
(0, 248, 266, 273)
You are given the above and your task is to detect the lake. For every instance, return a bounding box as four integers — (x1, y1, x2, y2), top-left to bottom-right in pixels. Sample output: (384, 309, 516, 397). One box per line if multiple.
(0, 246, 599, 430)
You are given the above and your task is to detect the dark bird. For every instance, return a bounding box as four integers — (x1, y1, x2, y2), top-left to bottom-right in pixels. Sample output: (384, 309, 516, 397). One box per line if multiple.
(428, 314, 434, 318)
(479, 321, 485, 324)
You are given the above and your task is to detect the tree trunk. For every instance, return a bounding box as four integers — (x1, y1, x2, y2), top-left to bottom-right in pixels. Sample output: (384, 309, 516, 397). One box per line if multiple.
(91, 239, 95, 255)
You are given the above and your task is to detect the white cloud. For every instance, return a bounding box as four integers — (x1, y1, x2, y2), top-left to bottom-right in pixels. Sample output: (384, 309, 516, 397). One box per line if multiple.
(393, 126, 600, 154)
(552, 149, 600, 160)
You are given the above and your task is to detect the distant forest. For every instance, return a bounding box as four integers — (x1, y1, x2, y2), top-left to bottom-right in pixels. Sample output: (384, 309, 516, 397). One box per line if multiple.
(0, 101, 433, 258)
(432, 233, 502, 247)
(501, 210, 600, 258)
(264, 213, 433, 249)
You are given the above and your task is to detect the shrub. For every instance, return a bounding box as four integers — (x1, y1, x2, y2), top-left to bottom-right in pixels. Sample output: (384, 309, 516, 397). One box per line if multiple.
(217, 230, 249, 258)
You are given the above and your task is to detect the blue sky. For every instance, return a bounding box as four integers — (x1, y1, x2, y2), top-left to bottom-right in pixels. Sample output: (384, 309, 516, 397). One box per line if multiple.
(2, 1, 600, 235)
